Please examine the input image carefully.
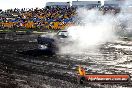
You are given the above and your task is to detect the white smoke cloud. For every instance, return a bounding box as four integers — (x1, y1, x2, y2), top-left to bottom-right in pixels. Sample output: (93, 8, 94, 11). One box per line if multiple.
(59, 0, 132, 55)
(59, 8, 117, 55)
(116, 0, 132, 34)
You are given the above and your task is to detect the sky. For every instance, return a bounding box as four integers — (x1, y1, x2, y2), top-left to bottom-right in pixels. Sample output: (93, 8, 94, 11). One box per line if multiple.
(0, 0, 105, 10)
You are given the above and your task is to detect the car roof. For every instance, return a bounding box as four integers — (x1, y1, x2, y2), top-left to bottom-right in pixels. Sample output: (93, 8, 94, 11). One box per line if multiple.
(58, 30, 67, 32)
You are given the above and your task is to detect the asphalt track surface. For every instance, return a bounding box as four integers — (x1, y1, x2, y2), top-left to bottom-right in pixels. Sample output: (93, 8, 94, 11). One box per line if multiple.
(0, 33, 132, 88)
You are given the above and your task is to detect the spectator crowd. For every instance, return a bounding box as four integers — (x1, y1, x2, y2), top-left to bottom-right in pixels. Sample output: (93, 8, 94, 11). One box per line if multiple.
(0, 6, 120, 30)
(0, 6, 76, 30)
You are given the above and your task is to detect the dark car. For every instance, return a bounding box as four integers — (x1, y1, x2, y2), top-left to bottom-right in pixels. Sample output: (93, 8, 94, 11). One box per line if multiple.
(37, 30, 70, 53)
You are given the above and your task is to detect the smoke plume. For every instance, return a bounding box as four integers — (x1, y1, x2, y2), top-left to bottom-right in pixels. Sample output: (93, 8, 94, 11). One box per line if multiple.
(59, 1, 132, 55)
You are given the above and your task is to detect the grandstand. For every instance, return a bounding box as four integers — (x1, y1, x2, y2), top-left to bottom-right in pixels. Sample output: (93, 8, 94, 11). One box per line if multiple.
(0, 1, 128, 31)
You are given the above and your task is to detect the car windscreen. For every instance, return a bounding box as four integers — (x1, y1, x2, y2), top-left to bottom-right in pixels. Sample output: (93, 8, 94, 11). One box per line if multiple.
(57, 31, 68, 38)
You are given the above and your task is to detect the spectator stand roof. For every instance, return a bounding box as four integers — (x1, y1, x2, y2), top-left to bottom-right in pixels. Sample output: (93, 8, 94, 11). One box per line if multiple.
(46, 2, 70, 7)
(104, 1, 124, 7)
(72, 1, 101, 8)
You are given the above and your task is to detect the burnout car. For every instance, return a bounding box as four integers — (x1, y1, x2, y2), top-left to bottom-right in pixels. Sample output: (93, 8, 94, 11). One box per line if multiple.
(37, 30, 71, 53)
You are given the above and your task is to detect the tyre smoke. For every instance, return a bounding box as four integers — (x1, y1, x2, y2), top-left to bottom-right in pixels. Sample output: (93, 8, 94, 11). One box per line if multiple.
(59, 8, 117, 54)
(59, 1, 132, 55)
